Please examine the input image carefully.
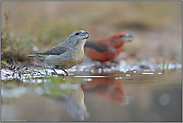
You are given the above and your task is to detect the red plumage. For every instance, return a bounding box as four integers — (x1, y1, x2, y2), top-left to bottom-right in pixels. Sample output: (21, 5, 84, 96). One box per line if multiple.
(84, 32, 133, 62)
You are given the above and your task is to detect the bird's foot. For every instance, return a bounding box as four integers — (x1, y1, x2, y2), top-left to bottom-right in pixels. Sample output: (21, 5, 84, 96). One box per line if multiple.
(51, 69, 69, 76)
(62, 69, 69, 76)
(51, 72, 63, 76)
(57, 74, 65, 76)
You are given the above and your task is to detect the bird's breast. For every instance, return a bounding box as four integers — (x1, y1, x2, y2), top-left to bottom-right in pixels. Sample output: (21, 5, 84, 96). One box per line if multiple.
(70, 49, 84, 64)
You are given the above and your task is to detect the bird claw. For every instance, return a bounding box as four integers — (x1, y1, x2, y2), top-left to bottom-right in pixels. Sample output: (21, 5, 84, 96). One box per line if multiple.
(51, 72, 66, 76)
(57, 74, 65, 76)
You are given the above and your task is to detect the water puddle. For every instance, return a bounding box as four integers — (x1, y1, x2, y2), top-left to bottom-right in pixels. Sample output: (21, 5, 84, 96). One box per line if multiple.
(1, 61, 182, 121)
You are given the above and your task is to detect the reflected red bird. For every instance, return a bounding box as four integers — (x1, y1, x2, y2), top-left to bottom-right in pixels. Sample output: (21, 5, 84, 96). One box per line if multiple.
(84, 32, 133, 62)
(81, 73, 127, 105)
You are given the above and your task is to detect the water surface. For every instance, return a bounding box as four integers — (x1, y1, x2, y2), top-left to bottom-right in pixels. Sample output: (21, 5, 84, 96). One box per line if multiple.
(1, 64, 182, 122)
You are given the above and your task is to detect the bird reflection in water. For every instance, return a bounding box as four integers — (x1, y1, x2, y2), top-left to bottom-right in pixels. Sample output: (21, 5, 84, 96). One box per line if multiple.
(45, 78, 90, 121)
(81, 73, 133, 105)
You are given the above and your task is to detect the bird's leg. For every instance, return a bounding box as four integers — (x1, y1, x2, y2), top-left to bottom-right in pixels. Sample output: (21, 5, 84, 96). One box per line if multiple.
(62, 69, 69, 76)
(52, 69, 68, 76)
(52, 68, 58, 75)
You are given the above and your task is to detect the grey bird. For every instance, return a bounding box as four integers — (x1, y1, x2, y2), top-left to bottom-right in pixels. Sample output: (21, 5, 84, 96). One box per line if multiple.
(27, 30, 90, 75)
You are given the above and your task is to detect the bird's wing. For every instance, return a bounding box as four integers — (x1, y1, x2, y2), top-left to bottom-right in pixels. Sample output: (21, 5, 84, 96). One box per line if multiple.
(38, 43, 68, 55)
(85, 40, 116, 53)
(85, 40, 107, 52)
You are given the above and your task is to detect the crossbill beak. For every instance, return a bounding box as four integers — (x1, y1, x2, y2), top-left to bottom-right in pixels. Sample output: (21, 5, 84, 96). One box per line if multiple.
(82, 31, 90, 39)
(126, 34, 133, 42)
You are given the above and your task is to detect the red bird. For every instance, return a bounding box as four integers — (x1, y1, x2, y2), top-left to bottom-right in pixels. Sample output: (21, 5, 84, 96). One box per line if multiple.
(84, 32, 133, 62)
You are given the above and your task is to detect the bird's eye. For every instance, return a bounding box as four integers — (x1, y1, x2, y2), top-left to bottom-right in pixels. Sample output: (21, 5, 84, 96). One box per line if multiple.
(75, 32, 80, 35)
(119, 35, 125, 38)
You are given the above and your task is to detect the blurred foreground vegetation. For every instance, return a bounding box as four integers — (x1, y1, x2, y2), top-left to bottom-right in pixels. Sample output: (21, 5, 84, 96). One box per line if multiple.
(1, 1, 181, 64)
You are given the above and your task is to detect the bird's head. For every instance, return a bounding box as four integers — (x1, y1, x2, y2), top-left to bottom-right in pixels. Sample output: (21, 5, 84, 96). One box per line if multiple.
(67, 30, 90, 47)
(110, 32, 133, 48)
(112, 32, 133, 42)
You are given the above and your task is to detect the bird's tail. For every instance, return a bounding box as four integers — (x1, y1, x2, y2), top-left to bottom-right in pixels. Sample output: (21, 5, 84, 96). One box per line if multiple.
(27, 54, 45, 61)
(27, 55, 37, 57)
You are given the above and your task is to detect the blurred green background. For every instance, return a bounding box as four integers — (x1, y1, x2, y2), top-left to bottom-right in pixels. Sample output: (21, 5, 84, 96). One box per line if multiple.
(1, 1, 181, 64)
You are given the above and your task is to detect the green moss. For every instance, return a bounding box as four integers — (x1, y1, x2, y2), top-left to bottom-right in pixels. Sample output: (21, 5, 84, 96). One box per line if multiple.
(1, 27, 36, 63)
